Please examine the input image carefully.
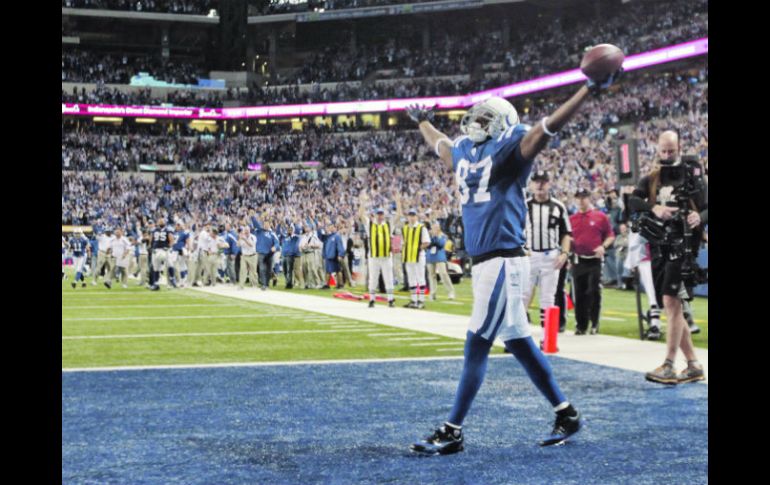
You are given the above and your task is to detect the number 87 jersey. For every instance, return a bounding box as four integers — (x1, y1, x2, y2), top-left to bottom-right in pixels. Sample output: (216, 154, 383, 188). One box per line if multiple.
(451, 124, 534, 257)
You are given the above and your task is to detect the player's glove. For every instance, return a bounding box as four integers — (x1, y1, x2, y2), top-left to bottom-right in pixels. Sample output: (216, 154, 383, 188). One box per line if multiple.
(586, 68, 623, 96)
(405, 104, 435, 123)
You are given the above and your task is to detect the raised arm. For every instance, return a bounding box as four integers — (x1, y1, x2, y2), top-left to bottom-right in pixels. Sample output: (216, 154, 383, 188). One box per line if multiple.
(519, 69, 622, 161)
(406, 105, 453, 169)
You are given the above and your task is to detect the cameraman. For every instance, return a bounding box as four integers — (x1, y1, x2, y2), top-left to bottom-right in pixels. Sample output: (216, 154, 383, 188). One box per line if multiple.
(629, 131, 707, 385)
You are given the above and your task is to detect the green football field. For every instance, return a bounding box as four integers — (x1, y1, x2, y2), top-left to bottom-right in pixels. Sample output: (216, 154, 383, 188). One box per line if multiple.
(62, 270, 707, 369)
(269, 277, 709, 347)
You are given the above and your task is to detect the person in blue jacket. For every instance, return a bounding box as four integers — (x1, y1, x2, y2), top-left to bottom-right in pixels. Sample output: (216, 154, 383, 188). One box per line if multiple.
(426, 222, 456, 300)
(281, 223, 301, 289)
(321, 222, 346, 289)
(252, 217, 280, 291)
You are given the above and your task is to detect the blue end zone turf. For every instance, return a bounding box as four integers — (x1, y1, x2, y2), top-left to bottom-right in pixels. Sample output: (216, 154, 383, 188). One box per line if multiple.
(63, 358, 707, 484)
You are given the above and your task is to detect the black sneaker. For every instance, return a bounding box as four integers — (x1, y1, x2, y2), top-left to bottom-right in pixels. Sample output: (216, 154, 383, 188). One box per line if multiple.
(368, 300, 375, 308)
(646, 326, 662, 341)
(104, 282, 112, 289)
(540, 410, 582, 446)
(574, 329, 586, 336)
(388, 300, 395, 308)
(71, 282, 76, 289)
(81, 282, 86, 288)
(410, 424, 464, 456)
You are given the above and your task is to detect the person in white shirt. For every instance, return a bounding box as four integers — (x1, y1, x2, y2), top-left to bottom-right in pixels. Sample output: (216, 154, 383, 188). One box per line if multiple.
(92, 228, 115, 289)
(238, 226, 258, 289)
(111, 228, 133, 288)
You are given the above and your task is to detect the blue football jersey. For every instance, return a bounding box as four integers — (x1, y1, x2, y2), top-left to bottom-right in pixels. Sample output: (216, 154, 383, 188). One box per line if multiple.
(69, 236, 90, 257)
(451, 124, 534, 257)
(173, 230, 189, 251)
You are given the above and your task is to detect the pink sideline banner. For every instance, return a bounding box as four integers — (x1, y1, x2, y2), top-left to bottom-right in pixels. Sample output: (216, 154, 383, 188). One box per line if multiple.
(62, 38, 707, 120)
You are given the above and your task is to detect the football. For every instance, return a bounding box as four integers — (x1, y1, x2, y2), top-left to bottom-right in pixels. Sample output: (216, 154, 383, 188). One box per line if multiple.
(580, 44, 625, 81)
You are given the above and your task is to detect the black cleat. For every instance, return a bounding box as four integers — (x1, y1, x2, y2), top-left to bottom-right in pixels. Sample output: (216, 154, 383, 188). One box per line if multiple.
(574, 329, 586, 336)
(368, 300, 375, 308)
(71, 282, 76, 289)
(404, 302, 418, 309)
(540, 410, 582, 446)
(646, 326, 661, 341)
(388, 300, 395, 308)
(81, 282, 86, 288)
(150, 284, 160, 291)
(410, 424, 464, 456)
(321, 285, 330, 290)
(104, 282, 112, 290)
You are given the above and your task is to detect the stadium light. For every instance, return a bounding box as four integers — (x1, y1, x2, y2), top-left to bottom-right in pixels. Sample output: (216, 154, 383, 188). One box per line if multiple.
(61, 38, 708, 121)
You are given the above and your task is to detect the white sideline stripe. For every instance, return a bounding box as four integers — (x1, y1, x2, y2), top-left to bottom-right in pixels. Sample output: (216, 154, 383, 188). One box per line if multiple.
(63, 328, 379, 340)
(62, 303, 238, 309)
(602, 317, 626, 321)
(435, 348, 465, 352)
(409, 342, 460, 347)
(62, 354, 511, 373)
(64, 314, 281, 322)
(386, 337, 440, 341)
(367, 332, 416, 337)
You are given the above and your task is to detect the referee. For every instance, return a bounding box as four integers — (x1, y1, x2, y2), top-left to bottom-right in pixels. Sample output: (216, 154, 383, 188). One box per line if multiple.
(569, 189, 615, 335)
(523, 170, 572, 332)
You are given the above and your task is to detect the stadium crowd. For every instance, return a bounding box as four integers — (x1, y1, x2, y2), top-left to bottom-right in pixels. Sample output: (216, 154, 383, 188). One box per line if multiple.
(62, 50, 203, 85)
(62, 0, 216, 14)
(62, 0, 706, 106)
(62, 68, 708, 178)
(288, 0, 706, 84)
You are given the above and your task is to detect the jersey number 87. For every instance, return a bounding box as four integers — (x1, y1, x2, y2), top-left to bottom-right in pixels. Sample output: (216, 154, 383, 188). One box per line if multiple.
(456, 156, 492, 205)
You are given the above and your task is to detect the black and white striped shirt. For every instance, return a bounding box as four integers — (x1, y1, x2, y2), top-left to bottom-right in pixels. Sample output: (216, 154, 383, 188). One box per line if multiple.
(525, 197, 572, 251)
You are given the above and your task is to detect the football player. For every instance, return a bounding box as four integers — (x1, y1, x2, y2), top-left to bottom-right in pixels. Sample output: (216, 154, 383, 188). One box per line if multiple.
(149, 218, 175, 291)
(407, 69, 621, 454)
(69, 229, 90, 289)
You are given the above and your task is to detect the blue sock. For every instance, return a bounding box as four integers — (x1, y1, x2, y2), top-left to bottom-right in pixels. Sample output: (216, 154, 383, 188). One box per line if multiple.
(181, 270, 187, 279)
(504, 337, 566, 407)
(76, 272, 82, 281)
(447, 331, 493, 426)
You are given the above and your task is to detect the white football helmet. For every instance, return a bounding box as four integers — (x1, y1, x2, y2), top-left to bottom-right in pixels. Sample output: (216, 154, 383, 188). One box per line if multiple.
(460, 97, 519, 143)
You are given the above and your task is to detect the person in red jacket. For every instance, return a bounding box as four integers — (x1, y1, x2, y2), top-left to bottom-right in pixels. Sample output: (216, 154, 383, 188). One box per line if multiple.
(569, 189, 615, 335)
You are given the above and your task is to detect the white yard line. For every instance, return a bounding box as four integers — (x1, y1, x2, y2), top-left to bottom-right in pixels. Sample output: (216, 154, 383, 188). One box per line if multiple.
(63, 314, 300, 322)
(186, 286, 708, 379)
(386, 337, 441, 341)
(366, 332, 416, 337)
(409, 342, 460, 347)
(63, 328, 383, 340)
(435, 348, 465, 352)
(63, 303, 239, 309)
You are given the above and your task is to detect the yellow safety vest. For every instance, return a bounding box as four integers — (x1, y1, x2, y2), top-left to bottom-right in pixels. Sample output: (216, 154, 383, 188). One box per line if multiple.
(369, 221, 391, 258)
(402, 223, 424, 263)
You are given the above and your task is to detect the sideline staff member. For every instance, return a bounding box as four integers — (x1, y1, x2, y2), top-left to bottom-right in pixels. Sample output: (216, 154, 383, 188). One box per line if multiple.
(569, 189, 614, 335)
